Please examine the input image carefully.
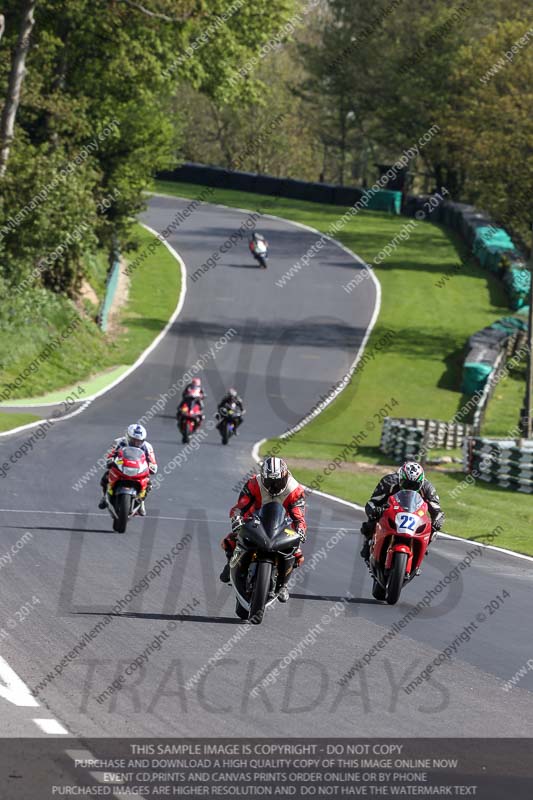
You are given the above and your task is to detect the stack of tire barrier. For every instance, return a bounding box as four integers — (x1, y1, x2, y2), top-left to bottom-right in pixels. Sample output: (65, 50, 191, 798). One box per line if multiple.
(466, 437, 533, 493)
(461, 316, 527, 394)
(404, 194, 530, 311)
(157, 162, 402, 211)
(503, 264, 531, 310)
(380, 417, 472, 462)
(380, 419, 424, 461)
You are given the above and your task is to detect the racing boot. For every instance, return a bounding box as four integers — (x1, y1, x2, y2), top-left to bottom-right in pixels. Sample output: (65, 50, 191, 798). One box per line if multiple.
(219, 560, 231, 584)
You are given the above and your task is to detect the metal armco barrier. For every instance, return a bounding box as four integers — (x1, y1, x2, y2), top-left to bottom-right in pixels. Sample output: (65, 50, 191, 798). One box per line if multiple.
(466, 437, 533, 493)
(158, 162, 402, 208)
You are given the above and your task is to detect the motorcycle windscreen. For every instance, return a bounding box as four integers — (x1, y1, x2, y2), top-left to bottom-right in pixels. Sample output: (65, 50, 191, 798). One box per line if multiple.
(258, 502, 289, 538)
(393, 490, 424, 512)
(121, 446, 145, 461)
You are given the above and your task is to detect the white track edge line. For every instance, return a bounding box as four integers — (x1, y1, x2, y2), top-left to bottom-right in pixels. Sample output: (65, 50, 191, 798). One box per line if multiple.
(33, 718, 69, 735)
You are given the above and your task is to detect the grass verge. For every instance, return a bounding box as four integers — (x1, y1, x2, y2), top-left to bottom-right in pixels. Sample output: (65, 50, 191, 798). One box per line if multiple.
(0, 412, 41, 433)
(482, 351, 527, 437)
(0, 222, 181, 415)
(154, 179, 529, 555)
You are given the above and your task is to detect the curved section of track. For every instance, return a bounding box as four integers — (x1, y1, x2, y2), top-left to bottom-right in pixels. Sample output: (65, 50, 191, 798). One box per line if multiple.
(0, 194, 531, 739)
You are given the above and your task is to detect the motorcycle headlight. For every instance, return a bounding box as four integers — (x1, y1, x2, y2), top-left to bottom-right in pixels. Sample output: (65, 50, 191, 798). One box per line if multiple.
(122, 465, 141, 476)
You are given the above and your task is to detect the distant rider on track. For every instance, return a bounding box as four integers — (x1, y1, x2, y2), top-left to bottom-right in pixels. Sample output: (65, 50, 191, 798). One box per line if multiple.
(216, 387, 245, 435)
(181, 377, 206, 411)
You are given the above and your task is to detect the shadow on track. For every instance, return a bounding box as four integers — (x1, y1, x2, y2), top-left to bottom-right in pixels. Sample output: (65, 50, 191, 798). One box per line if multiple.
(5, 524, 111, 534)
(74, 611, 244, 625)
(290, 593, 378, 605)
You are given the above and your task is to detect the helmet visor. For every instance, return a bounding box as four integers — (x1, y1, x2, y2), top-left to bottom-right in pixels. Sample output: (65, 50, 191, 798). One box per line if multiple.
(400, 476, 423, 491)
(263, 476, 288, 495)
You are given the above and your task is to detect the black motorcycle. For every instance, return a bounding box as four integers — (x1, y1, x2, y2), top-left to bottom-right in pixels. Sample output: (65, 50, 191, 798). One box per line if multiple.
(216, 402, 243, 445)
(229, 502, 300, 624)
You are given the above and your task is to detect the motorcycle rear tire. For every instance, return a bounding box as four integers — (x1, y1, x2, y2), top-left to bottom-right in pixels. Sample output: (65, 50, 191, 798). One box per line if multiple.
(222, 424, 229, 445)
(249, 561, 272, 624)
(182, 426, 190, 444)
(113, 494, 131, 534)
(386, 552, 408, 605)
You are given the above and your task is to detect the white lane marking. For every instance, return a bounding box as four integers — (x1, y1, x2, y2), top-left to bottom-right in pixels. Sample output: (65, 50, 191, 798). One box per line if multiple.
(66, 749, 96, 760)
(0, 656, 40, 707)
(0, 223, 187, 427)
(0, 655, 71, 738)
(0, 507, 358, 531)
(33, 718, 69, 734)
(0, 508, 222, 522)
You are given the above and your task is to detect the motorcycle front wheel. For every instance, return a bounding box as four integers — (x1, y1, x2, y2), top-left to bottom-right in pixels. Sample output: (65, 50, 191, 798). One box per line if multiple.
(221, 423, 229, 445)
(249, 561, 272, 624)
(113, 494, 131, 533)
(385, 552, 408, 605)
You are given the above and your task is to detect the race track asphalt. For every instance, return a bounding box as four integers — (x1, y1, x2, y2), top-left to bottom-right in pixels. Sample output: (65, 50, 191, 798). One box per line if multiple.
(0, 193, 532, 750)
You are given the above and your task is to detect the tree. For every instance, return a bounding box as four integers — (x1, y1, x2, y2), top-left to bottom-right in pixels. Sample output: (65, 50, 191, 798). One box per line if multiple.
(0, 0, 298, 293)
(442, 15, 533, 244)
(0, 0, 37, 177)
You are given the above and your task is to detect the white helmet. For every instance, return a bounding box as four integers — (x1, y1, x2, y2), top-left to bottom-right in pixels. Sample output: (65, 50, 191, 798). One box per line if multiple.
(127, 423, 147, 448)
(399, 461, 424, 491)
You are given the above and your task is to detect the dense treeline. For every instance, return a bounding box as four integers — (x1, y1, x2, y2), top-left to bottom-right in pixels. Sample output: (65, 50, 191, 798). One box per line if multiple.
(0, 0, 295, 298)
(0, 0, 531, 306)
(180, 0, 532, 247)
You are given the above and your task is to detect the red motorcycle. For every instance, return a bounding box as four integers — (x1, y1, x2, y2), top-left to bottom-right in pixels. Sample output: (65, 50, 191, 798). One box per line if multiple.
(177, 398, 203, 444)
(369, 490, 432, 605)
(105, 446, 151, 533)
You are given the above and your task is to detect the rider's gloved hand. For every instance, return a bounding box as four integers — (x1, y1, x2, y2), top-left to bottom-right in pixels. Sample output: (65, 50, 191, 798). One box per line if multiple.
(149, 463, 157, 474)
(432, 512, 444, 531)
(231, 514, 243, 533)
(295, 526, 306, 543)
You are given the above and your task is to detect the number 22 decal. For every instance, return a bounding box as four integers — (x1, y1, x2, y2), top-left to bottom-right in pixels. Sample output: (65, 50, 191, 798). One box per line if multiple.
(398, 514, 415, 531)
